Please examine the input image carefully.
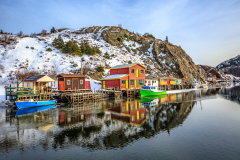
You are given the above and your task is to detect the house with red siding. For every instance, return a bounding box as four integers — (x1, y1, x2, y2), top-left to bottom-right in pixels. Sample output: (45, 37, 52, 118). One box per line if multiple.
(56, 74, 87, 91)
(100, 63, 146, 89)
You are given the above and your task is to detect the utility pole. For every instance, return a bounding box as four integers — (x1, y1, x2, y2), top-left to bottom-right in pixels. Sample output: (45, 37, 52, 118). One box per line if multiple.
(81, 60, 83, 74)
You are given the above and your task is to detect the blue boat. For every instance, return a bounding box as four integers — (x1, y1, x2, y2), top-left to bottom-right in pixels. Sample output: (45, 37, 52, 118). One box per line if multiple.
(16, 105, 56, 116)
(15, 99, 57, 109)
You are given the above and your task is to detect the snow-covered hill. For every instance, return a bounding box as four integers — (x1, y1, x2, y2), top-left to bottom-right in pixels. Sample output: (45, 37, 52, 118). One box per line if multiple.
(0, 28, 147, 85)
(216, 55, 240, 77)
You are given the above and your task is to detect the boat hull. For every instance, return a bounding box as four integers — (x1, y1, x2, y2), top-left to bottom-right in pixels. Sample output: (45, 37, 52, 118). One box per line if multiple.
(15, 100, 57, 109)
(140, 89, 167, 97)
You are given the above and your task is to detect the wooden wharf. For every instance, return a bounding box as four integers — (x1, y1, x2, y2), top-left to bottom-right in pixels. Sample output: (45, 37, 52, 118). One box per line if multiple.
(64, 89, 104, 103)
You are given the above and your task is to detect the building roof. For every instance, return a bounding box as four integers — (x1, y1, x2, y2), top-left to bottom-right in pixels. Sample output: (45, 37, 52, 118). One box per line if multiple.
(23, 75, 55, 82)
(155, 75, 176, 79)
(100, 74, 129, 80)
(56, 74, 87, 78)
(145, 75, 157, 80)
(111, 63, 146, 69)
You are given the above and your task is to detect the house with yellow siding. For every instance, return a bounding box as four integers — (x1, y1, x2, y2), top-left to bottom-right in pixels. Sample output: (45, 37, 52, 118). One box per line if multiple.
(23, 75, 55, 94)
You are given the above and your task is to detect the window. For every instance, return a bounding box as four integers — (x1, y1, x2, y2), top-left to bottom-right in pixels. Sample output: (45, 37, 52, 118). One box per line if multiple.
(139, 104, 144, 109)
(131, 69, 134, 74)
(122, 80, 126, 84)
(131, 104, 134, 110)
(27, 83, 30, 87)
(141, 113, 145, 118)
(80, 80, 83, 84)
(117, 69, 120, 74)
(67, 80, 71, 85)
(132, 115, 135, 121)
(139, 79, 144, 85)
(130, 80, 134, 85)
(141, 69, 144, 74)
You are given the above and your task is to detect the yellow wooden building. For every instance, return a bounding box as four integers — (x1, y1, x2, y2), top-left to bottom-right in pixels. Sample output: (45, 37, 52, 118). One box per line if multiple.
(23, 75, 55, 94)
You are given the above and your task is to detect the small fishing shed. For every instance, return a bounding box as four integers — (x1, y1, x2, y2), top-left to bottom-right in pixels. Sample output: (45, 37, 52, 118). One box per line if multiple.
(23, 75, 55, 94)
(145, 75, 158, 86)
(56, 74, 87, 91)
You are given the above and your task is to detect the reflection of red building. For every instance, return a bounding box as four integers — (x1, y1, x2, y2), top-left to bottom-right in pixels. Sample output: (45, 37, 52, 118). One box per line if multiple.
(58, 110, 85, 126)
(109, 100, 147, 126)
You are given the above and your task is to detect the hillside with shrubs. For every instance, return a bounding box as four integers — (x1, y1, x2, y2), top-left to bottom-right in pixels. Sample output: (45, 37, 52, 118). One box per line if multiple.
(0, 26, 208, 85)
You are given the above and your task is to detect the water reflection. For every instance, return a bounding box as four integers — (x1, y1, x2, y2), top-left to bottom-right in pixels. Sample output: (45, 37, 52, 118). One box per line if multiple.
(0, 89, 222, 153)
(108, 99, 147, 127)
(219, 85, 240, 104)
(15, 105, 56, 117)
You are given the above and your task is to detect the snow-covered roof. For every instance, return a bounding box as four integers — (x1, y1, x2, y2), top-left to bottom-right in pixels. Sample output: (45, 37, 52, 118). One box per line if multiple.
(100, 74, 129, 80)
(111, 63, 146, 69)
(56, 74, 86, 78)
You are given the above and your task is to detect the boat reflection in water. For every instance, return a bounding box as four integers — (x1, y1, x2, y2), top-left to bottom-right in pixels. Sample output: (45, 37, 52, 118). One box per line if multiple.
(15, 104, 57, 117)
(141, 92, 196, 133)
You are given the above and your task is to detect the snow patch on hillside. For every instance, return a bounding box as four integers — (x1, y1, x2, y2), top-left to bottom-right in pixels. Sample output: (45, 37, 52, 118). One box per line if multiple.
(0, 29, 153, 85)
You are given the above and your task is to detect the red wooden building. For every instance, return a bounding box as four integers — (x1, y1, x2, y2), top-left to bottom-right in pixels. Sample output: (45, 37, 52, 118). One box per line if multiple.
(56, 74, 89, 91)
(100, 63, 146, 89)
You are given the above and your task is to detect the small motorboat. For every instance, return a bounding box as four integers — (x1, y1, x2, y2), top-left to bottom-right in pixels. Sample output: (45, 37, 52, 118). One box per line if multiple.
(140, 86, 167, 97)
(15, 99, 57, 109)
(15, 104, 57, 116)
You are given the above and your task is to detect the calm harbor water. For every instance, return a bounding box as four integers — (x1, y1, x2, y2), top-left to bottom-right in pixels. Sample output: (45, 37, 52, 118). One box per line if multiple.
(0, 86, 240, 160)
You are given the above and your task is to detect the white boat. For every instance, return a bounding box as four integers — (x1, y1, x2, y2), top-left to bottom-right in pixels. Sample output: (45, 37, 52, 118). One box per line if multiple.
(192, 81, 200, 88)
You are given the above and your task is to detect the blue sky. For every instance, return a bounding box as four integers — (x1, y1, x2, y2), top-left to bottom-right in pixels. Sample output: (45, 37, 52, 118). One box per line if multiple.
(1, 0, 240, 66)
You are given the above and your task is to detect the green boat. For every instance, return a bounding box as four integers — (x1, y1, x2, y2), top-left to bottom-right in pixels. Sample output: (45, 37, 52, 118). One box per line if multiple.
(140, 86, 167, 97)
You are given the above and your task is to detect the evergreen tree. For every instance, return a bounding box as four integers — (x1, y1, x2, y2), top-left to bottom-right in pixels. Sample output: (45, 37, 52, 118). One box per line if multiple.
(50, 27, 56, 33)
(0, 29, 3, 34)
(62, 40, 82, 56)
(53, 35, 64, 49)
(165, 36, 168, 42)
(80, 41, 86, 53)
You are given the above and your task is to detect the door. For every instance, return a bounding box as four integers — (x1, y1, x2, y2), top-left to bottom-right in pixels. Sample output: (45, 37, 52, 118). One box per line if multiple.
(126, 80, 128, 89)
(103, 81, 105, 89)
(59, 81, 64, 91)
(167, 79, 170, 84)
(85, 81, 90, 89)
(73, 78, 78, 90)
(136, 69, 139, 77)
(135, 80, 137, 88)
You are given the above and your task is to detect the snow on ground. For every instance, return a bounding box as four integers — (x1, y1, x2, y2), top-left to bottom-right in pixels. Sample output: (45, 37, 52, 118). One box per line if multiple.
(0, 28, 152, 87)
(0, 85, 5, 102)
(89, 79, 101, 91)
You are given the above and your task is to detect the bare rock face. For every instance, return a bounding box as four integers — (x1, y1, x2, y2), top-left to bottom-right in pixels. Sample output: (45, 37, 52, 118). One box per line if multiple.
(199, 65, 225, 79)
(152, 41, 207, 83)
(97, 26, 207, 82)
(216, 55, 240, 77)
